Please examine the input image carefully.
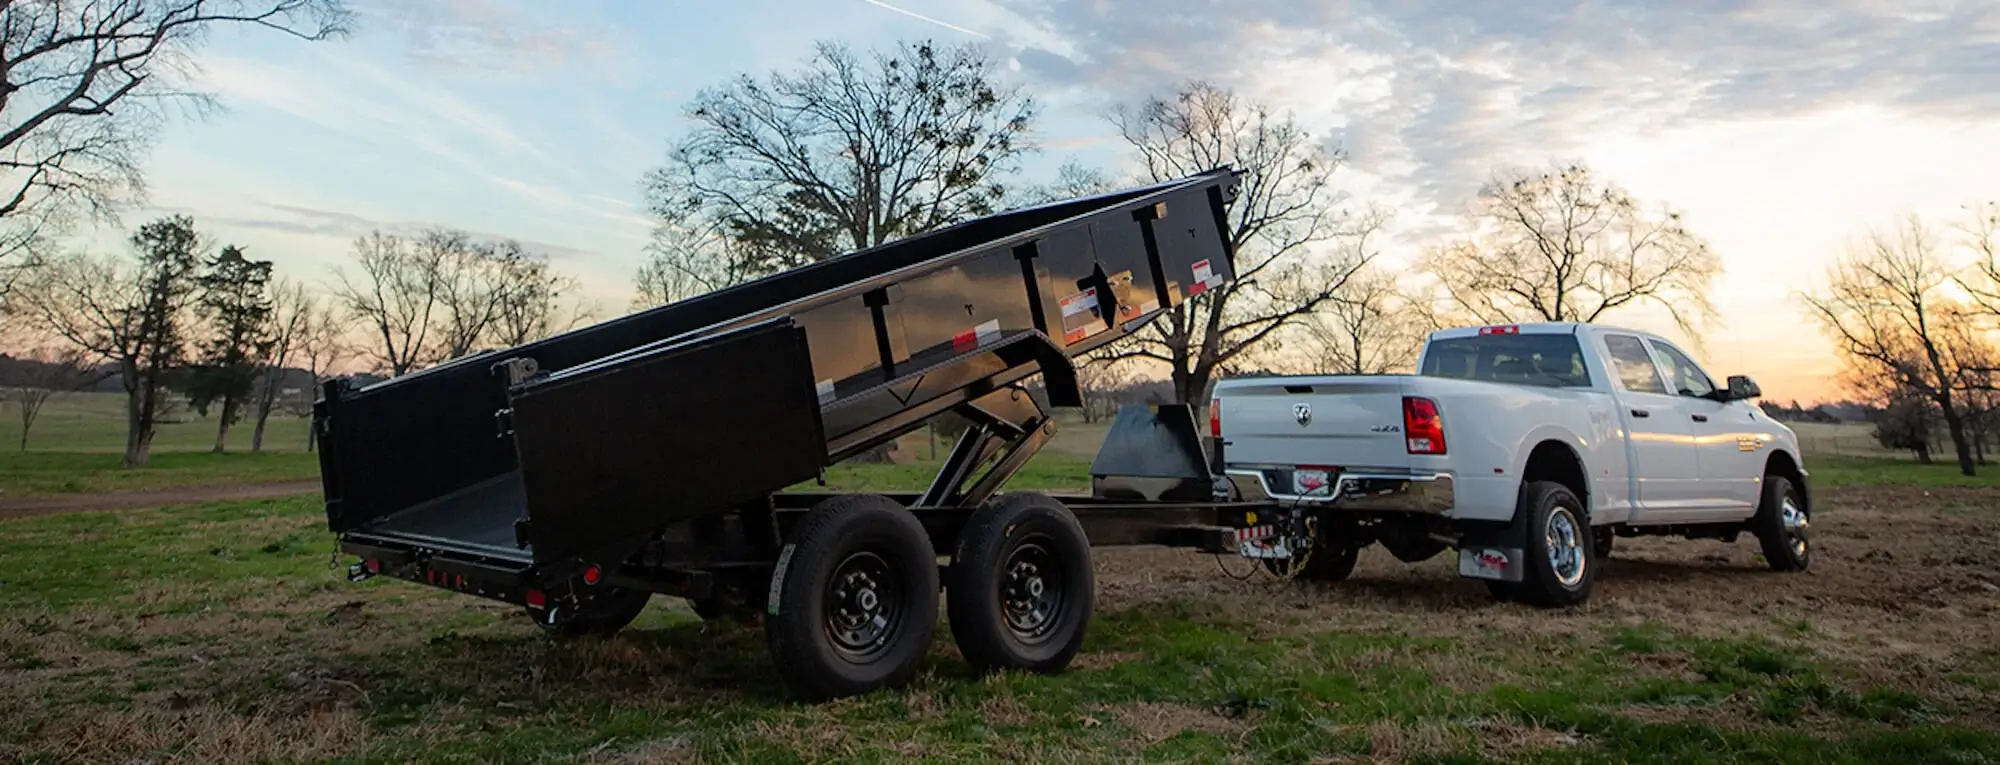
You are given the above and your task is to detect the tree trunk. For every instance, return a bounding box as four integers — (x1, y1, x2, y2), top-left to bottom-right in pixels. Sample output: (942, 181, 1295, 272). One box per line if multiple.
(250, 369, 281, 452)
(1937, 398, 1977, 477)
(307, 420, 318, 452)
(121, 359, 147, 467)
(213, 394, 238, 453)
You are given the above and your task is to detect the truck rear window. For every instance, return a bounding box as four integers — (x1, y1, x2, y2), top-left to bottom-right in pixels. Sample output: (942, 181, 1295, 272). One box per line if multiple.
(1420, 333, 1593, 388)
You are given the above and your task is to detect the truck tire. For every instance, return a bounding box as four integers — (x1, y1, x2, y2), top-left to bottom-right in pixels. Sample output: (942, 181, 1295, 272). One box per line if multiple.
(1261, 515, 1361, 582)
(946, 493, 1094, 675)
(1751, 474, 1810, 572)
(765, 494, 938, 701)
(1517, 481, 1595, 608)
(532, 586, 651, 638)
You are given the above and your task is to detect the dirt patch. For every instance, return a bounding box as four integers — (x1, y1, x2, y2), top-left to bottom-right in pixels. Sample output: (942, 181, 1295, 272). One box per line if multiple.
(1111, 701, 1246, 745)
(0, 481, 321, 519)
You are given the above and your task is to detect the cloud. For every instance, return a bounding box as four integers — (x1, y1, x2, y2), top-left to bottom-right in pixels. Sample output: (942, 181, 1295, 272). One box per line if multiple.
(984, 0, 2000, 220)
(216, 203, 598, 261)
(352, 0, 621, 77)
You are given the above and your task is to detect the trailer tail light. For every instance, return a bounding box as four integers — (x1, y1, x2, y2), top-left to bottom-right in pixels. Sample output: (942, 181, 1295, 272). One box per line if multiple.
(1210, 398, 1222, 437)
(524, 589, 547, 608)
(582, 565, 602, 586)
(1403, 396, 1446, 455)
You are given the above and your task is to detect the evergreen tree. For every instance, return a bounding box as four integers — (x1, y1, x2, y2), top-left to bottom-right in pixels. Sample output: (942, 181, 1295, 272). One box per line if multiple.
(187, 245, 275, 452)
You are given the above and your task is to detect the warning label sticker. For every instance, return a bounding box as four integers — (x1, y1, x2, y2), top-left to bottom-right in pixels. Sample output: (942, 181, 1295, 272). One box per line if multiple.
(1059, 287, 1098, 317)
(1192, 259, 1213, 283)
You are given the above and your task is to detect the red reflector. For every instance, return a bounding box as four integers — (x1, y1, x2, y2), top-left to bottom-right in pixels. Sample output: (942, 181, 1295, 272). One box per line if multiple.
(1403, 396, 1447, 455)
(365, 559, 381, 573)
(1209, 398, 1222, 437)
(1478, 325, 1519, 335)
(582, 565, 602, 585)
(524, 590, 547, 608)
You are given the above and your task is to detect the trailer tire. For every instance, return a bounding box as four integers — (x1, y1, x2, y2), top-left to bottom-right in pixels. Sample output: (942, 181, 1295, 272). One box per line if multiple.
(1517, 481, 1595, 608)
(532, 586, 651, 638)
(765, 494, 938, 702)
(946, 492, 1094, 676)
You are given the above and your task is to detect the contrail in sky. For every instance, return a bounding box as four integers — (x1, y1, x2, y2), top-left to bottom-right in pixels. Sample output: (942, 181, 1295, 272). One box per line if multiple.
(857, 0, 989, 38)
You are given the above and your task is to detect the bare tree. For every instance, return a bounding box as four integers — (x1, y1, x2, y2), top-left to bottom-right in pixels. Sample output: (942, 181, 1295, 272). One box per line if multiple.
(1104, 80, 1374, 408)
(490, 243, 586, 346)
(14, 214, 204, 465)
(643, 38, 1037, 278)
(286, 295, 350, 451)
(1299, 262, 1426, 375)
(248, 277, 310, 451)
(330, 230, 440, 376)
(1803, 214, 1984, 476)
(1414, 161, 1722, 337)
(631, 210, 758, 308)
(1074, 356, 1134, 424)
(0, 1, 352, 289)
(5, 344, 99, 450)
(429, 230, 512, 360)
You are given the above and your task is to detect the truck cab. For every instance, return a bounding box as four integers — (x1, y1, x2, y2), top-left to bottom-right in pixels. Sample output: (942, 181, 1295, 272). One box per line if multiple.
(1211, 321, 1813, 608)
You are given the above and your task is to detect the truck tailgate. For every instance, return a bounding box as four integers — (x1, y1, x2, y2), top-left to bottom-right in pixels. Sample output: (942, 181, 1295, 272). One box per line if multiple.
(1215, 376, 1414, 494)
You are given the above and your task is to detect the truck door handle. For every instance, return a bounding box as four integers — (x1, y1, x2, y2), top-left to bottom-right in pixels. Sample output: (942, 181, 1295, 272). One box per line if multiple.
(1692, 413, 1708, 422)
(1631, 409, 1650, 418)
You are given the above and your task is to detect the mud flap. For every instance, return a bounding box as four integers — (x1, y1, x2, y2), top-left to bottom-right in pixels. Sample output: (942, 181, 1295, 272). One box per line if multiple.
(1454, 488, 1532, 583)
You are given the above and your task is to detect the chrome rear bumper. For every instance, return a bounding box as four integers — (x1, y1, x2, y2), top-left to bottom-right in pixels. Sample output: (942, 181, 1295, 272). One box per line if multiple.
(1224, 467, 1455, 514)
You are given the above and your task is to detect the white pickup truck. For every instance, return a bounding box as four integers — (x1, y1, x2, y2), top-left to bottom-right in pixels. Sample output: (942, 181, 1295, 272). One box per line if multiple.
(1210, 321, 1812, 607)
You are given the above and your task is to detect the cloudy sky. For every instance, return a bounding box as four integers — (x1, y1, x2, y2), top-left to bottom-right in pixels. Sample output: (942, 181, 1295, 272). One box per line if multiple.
(84, 0, 2000, 404)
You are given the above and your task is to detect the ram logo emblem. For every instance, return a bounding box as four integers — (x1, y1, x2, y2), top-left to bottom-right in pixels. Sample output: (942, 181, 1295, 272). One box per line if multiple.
(1293, 403, 1312, 426)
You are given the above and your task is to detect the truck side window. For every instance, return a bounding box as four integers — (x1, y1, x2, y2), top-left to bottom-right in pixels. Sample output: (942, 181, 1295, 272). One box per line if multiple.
(1648, 342, 1717, 398)
(1603, 334, 1669, 394)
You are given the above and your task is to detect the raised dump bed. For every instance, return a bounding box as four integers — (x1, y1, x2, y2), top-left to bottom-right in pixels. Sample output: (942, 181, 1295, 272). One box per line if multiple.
(320, 167, 1270, 700)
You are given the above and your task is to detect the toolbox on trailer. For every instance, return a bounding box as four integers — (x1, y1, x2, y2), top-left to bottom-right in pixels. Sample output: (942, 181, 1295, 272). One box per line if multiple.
(317, 167, 1271, 700)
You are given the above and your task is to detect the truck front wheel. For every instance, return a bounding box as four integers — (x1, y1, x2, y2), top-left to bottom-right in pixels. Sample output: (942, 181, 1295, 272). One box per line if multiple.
(1517, 481, 1596, 608)
(946, 493, 1095, 675)
(1751, 474, 1810, 572)
(765, 494, 939, 702)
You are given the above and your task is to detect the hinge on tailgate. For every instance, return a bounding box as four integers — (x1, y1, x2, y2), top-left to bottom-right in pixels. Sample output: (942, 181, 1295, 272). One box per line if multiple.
(494, 408, 514, 438)
(492, 356, 543, 386)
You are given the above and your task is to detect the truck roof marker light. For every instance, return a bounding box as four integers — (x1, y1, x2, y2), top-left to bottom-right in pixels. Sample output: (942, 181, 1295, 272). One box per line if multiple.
(1478, 325, 1519, 335)
(1403, 396, 1447, 455)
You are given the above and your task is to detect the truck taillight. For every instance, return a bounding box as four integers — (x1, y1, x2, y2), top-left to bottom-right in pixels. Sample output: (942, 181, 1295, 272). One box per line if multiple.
(1209, 398, 1222, 437)
(1403, 396, 1446, 455)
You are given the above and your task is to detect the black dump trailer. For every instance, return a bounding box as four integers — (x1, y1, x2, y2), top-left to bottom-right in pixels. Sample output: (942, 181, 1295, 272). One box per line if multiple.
(316, 167, 1274, 700)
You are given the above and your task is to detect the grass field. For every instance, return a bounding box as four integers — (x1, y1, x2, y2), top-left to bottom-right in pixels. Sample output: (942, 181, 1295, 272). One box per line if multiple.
(5, 394, 2000, 762)
(0, 391, 314, 454)
(2, 465, 1998, 763)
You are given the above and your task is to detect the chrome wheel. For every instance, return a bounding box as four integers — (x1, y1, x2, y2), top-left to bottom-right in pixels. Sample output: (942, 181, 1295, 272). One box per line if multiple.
(1781, 495, 1809, 560)
(1545, 506, 1586, 588)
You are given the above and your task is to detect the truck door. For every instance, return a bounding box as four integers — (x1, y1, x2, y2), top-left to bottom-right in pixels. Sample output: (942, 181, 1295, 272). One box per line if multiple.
(1645, 339, 1763, 516)
(1598, 333, 1703, 518)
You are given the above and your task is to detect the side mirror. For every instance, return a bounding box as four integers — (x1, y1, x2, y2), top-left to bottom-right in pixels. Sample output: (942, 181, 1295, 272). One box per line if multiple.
(1725, 375, 1761, 401)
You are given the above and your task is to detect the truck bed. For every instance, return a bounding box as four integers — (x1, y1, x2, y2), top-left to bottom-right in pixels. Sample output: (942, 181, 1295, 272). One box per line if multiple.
(356, 473, 530, 562)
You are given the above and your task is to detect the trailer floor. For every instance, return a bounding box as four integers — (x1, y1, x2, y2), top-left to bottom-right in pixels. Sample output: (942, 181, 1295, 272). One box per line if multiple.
(359, 473, 531, 560)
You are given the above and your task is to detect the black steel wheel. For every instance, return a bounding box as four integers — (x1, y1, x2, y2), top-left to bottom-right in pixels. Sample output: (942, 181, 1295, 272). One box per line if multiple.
(531, 585, 651, 638)
(1752, 474, 1810, 572)
(946, 492, 1094, 675)
(765, 494, 938, 702)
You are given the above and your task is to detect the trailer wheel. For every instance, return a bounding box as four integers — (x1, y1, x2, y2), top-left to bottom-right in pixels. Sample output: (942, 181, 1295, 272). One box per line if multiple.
(765, 494, 938, 701)
(532, 586, 651, 638)
(1517, 481, 1595, 608)
(946, 492, 1094, 675)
